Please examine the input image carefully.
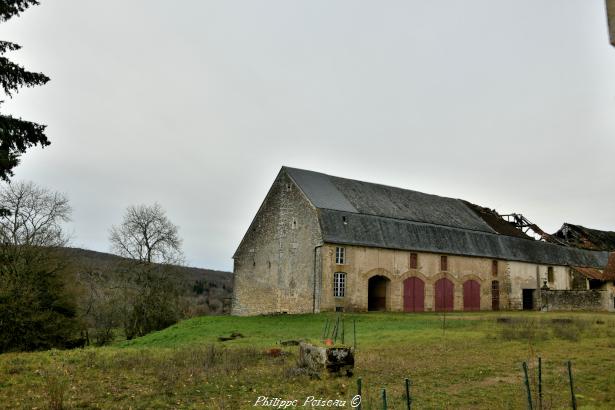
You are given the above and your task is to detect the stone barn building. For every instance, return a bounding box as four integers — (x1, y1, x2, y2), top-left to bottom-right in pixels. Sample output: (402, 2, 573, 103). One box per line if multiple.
(232, 167, 614, 315)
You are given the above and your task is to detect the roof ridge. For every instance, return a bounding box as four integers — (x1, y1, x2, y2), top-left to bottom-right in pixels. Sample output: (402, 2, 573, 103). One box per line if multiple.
(283, 165, 459, 202)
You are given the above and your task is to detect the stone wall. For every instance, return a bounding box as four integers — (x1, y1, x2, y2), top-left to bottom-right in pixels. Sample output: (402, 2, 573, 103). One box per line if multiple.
(320, 245, 502, 312)
(541, 289, 613, 311)
(319, 244, 573, 312)
(506, 262, 570, 310)
(231, 170, 323, 315)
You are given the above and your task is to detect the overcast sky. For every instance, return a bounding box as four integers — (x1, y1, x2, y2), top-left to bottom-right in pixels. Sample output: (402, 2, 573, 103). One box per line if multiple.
(1, 0, 614, 271)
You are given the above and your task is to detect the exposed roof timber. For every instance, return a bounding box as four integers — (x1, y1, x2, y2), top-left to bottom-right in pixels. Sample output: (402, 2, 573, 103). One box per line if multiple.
(500, 213, 568, 246)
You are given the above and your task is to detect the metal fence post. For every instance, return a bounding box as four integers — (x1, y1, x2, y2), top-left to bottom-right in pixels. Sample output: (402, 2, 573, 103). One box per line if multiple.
(523, 362, 533, 410)
(567, 361, 577, 410)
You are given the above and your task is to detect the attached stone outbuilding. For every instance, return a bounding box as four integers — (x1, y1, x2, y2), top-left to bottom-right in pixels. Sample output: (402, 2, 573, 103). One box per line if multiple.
(232, 167, 613, 315)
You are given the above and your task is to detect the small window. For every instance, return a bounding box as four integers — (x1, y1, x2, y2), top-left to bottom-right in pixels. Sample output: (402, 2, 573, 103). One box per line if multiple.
(334, 272, 346, 297)
(410, 253, 418, 269)
(441, 255, 448, 272)
(342, 216, 348, 225)
(291, 218, 297, 229)
(547, 266, 554, 283)
(286, 183, 291, 192)
(492, 260, 498, 277)
(335, 247, 346, 264)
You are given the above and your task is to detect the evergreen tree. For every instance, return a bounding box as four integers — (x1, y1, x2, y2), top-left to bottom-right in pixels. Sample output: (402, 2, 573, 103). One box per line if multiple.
(0, 0, 49, 183)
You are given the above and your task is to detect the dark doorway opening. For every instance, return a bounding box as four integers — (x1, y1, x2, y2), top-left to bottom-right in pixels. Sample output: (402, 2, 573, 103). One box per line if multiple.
(368, 275, 390, 311)
(589, 279, 603, 290)
(522, 289, 535, 310)
(491, 280, 500, 311)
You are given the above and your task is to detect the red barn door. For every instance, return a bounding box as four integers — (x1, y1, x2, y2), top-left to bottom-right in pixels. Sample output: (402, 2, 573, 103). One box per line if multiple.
(403, 277, 425, 312)
(435, 278, 454, 312)
(463, 280, 480, 311)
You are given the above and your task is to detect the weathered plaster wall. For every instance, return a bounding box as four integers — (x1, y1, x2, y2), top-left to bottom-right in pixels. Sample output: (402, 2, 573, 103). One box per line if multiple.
(506, 262, 570, 309)
(320, 245, 507, 312)
(232, 171, 322, 315)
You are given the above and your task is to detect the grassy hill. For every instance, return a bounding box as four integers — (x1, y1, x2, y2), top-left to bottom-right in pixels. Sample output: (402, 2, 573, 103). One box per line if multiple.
(1, 311, 614, 409)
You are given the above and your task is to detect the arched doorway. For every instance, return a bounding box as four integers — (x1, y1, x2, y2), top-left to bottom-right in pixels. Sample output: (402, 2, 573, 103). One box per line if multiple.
(403, 277, 425, 312)
(435, 277, 454, 312)
(368, 275, 390, 311)
(463, 280, 480, 311)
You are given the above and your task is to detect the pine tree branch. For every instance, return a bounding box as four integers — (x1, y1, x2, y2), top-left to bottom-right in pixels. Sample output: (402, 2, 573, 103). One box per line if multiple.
(0, 113, 48, 181)
(0, 57, 49, 96)
(0, 41, 20, 54)
(0, 0, 39, 23)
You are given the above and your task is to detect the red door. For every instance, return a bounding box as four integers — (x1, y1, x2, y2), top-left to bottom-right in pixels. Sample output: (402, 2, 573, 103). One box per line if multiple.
(463, 280, 480, 311)
(403, 277, 425, 312)
(435, 278, 454, 312)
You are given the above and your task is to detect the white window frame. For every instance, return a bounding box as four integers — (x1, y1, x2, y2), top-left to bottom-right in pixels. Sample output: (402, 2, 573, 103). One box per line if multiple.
(334, 272, 346, 297)
(335, 247, 346, 265)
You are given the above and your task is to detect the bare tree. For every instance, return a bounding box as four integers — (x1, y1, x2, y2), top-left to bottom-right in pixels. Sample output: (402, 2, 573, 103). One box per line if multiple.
(109, 203, 183, 264)
(0, 180, 71, 246)
(107, 203, 184, 339)
(0, 181, 81, 352)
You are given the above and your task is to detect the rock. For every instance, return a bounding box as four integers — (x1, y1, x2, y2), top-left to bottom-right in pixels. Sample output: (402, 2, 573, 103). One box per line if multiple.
(299, 342, 354, 377)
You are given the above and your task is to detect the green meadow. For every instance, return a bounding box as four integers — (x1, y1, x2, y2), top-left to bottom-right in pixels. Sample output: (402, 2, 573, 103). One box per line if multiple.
(1, 311, 614, 409)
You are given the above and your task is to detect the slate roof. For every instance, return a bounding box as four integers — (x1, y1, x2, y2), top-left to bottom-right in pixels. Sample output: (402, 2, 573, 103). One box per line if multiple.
(284, 167, 609, 268)
(287, 167, 496, 233)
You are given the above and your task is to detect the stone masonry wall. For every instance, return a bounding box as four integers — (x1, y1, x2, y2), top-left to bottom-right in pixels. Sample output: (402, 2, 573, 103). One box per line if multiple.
(319, 244, 572, 312)
(541, 290, 612, 311)
(232, 170, 323, 315)
(319, 245, 501, 312)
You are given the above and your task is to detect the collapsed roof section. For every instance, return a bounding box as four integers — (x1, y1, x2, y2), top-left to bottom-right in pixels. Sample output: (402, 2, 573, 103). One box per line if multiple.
(549, 223, 615, 252)
(460, 201, 533, 240)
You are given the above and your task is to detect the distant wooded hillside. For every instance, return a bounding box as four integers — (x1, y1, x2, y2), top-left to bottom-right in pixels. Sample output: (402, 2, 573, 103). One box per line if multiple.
(65, 247, 233, 315)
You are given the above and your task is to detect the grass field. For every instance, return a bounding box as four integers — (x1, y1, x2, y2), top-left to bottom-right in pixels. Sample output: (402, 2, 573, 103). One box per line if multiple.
(1, 311, 614, 409)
